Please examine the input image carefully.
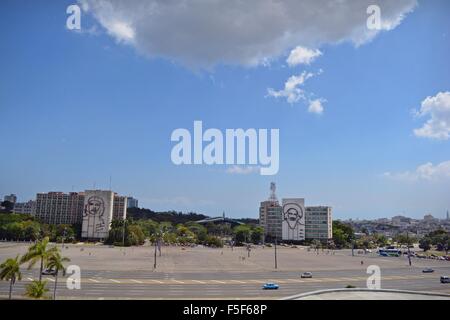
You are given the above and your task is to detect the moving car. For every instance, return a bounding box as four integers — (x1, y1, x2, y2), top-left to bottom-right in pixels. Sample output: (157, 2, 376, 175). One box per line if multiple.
(301, 272, 313, 278)
(41, 268, 56, 276)
(262, 283, 279, 290)
(440, 276, 450, 283)
(422, 268, 435, 273)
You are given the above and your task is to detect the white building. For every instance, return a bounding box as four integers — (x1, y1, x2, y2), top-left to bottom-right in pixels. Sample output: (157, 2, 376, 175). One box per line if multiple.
(305, 206, 333, 240)
(34, 190, 127, 237)
(13, 201, 36, 215)
(82, 190, 115, 240)
(282, 198, 305, 241)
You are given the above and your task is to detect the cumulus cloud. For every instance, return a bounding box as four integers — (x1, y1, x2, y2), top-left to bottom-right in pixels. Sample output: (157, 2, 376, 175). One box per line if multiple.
(413, 91, 450, 140)
(267, 71, 317, 104)
(79, 0, 417, 68)
(226, 165, 260, 175)
(383, 161, 450, 181)
(287, 46, 322, 66)
(308, 99, 325, 114)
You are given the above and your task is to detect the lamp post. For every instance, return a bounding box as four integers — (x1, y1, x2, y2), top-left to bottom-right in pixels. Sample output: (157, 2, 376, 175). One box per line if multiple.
(407, 231, 412, 266)
(274, 235, 278, 269)
(122, 219, 127, 247)
(61, 227, 67, 249)
(154, 238, 157, 269)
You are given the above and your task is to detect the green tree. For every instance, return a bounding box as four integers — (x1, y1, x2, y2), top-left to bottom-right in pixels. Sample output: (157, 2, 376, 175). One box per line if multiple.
(419, 237, 431, 251)
(46, 252, 70, 300)
(25, 280, 49, 299)
(21, 237, 58, 281)
(186, 222, 207, 243)
(136, 219, 159, 238)
(251, 226, 264, 244)
(233, 225, 252, 245)
(332, 221, 354, 249)
(204, 235, 223, 248)
(0, 255, 22, 299)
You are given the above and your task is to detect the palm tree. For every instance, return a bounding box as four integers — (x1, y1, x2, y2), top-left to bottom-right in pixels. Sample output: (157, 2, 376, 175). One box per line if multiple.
(21, 237, 58, 281)
(46, 252, 70, 300)
(0, 255, 22, 299)
(25, 280, 49, 299)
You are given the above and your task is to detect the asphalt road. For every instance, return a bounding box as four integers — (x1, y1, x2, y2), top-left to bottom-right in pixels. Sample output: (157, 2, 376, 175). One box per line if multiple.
(1, 266, 449, 299)
(1, 242, 449, 299)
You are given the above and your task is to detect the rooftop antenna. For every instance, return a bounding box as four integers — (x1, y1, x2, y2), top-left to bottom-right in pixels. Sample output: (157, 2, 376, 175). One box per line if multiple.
(109, 176, 112, 191)
(268, 182, 278, 204)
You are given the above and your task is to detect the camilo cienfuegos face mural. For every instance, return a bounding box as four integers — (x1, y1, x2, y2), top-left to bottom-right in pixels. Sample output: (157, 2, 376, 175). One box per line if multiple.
(282, 198, 305, 241)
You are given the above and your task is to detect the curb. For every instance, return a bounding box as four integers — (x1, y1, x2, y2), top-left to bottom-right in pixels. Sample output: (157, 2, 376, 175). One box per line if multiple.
(281, 288, 450, 300)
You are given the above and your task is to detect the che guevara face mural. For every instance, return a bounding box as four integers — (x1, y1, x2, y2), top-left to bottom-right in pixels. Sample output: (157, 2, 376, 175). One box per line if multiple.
(282, 202, 304, 229)
(85, 196, 105, 217)
(84, 196, 106, 233)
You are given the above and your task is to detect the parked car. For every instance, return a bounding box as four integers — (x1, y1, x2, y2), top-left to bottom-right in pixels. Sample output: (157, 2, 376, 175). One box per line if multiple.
(262, 283, 279, 290)
(440, 276, 450, 284)
(301, 272, 313, 278)
(422, 268, 435, 273)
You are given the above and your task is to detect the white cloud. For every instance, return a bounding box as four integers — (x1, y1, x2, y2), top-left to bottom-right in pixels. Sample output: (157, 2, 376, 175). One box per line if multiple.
(267, 71, 316, 104)
(226, 165, 260, 175)
(308, 99, 325, 114)
(79, 0, 416, 68)
(108, 21, 135, 43)
(287, 46, 322, 67)
(383, 161, 450, 181)
(413, 91, 450, 140)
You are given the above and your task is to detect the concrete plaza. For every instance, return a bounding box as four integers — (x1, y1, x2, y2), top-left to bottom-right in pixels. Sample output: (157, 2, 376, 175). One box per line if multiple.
(1, 242, 449, 299)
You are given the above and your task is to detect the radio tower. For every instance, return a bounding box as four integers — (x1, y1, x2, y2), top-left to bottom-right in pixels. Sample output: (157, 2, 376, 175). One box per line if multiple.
(268, 182, 278, 204)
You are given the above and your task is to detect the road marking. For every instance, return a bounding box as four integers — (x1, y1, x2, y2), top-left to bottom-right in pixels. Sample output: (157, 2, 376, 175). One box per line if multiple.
(172, 280, 185, 284)
(109, 279, 121, 283)
(27, 277, 33, 281)
(89, 279, 100, 283)
(46, 277, 55, 282)
(149, 279, 164, 284)
(191, 280, 206, 284)
(248, 280, 265, 284)
(230, 280, 246, 284)
(286, 279, 304, 283)
(131, 279, 143, 284)
(211, 280, 226, 284)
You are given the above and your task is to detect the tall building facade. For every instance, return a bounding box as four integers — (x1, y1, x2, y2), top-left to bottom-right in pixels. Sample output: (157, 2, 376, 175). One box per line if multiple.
(305, 206, 332, 240)
(259, 184, 332, 242)
(126, 197, 138, 208)
(13, 200, 36, 215)
(259, 200, 282, 240)
(34, 190, 128, 232)
(282, 198, 305, 241)
(35, 192, 85, 225)
(82, 190, 115, 240)
(113, 195, 127, 220)
(3, 194, 17, 204)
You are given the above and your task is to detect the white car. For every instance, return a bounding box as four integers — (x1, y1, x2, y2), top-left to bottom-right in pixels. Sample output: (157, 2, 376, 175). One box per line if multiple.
(301, 272, 313, 278)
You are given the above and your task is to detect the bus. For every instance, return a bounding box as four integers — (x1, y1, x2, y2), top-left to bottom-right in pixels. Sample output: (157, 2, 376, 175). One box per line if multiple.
(378, 248, 401, 257)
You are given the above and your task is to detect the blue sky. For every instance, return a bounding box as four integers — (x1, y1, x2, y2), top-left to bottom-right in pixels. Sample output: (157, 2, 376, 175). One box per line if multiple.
(1, 0, 449, 220)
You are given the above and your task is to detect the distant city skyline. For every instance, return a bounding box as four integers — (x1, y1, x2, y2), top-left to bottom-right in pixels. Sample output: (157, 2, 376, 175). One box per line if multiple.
(1, 1, 449, 220)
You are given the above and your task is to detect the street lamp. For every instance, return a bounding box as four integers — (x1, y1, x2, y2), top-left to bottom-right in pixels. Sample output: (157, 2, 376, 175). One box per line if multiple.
(406, 231, 412, 266)
(274, 235, 278, 269)
(61, 227, 67, 249)
(122, 219, 127, 247)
